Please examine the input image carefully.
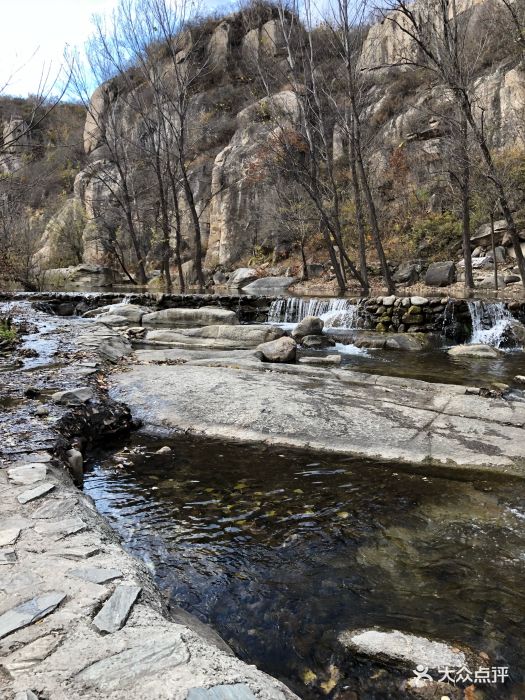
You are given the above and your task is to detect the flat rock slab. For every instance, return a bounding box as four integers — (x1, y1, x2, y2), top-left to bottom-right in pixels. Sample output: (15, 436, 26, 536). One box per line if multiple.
(142, 307, 239, 328)
(51, 387, 93, 405)
(92, 584, 141, 633)
(111, 362, 525, 476)
(4, 631, 64, 675)
(187, 684, 257, 699)
(0, 592, 66, 639)
(77, 632, 189, 690)
(15, 692, 39, 700)
(339, 629, 467, 670)
(69, 567, 123, 584)
(7, 464, 47, 485)
(0, 527, 21, 546)
(31, 497, 78, 520)
(17, 482, 55, 504)
(52, 545, 100, 560)
(35, 516, 86, 540)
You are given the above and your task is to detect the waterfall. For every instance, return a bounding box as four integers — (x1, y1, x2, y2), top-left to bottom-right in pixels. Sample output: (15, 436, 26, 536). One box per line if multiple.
(467, 301, 518, 348)
(268, 297, 360, 329)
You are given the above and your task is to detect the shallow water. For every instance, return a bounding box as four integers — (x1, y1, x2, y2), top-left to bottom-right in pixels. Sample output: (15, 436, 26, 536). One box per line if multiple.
(85, 436, 525, 699)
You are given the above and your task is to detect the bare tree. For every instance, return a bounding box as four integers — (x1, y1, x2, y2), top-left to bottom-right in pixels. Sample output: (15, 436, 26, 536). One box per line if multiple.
(380, 0, 525, 288)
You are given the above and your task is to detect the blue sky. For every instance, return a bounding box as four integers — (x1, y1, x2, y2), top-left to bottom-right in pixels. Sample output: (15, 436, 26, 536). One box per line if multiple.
(0, 0, 231, 97)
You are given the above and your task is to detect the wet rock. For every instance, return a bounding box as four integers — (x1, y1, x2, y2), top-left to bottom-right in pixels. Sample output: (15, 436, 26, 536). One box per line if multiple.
(425, 261, 456, 287)
(301, 335, 336, 350)
(69, 567, 123, 584)
(292, 316, 324, 340)
(256, 336, 297, 363)
(92, 583, 141, 633)
(52, 387, 93, 405)
(7, 463, 47, 485)
(448, 344, 500, 358)
(515, 375, 525, 384)
(66, 448, 83, 482)
(187, 685, 257, 699)
(243, 276, 297, 294)
(77, 632, 189, 690)
(403, 677, 462, 699)
(142, 307, 238, 328)
(0, 592, 66, 639)
(298, 356, 342, 366)
(338, 628, 466, 670)
(227, 268, 258, 288)
(156, 446, 172, 454)
(17, 482, 55, 504)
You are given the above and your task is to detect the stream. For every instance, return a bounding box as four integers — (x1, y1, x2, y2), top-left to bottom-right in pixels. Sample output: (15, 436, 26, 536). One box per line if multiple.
(85, 435, 525, 699)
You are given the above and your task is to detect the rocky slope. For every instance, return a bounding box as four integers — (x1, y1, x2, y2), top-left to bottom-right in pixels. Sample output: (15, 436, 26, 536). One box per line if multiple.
(36, 0, 525, 285)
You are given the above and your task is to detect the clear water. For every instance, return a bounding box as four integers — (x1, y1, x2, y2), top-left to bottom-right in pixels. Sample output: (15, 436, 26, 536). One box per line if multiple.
(85, 436, 525, 699)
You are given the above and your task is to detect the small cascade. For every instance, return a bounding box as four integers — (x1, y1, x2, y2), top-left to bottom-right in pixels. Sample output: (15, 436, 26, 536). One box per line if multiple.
(268, 297, 361, 329)
(467, 301, 519, 348)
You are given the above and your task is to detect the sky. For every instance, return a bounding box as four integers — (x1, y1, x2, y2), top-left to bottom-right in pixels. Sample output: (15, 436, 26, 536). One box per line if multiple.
(0, 0, 230, 98)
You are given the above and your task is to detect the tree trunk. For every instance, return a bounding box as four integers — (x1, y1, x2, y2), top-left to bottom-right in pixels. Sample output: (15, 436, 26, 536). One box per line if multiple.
(180, 163, 205, 291)
(349, 124, 369, 294)
(461, 117, 474, 289)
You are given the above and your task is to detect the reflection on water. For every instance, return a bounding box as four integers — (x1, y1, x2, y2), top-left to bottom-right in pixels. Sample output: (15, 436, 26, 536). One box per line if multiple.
(85, 436, 525, 699)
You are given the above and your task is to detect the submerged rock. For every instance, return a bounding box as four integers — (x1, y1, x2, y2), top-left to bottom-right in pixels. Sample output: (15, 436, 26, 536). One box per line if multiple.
(301, 335, 335, 350)
(256, 336, 297, 363)
(338, 628, 467, 670)
(448, 344, 500, 358)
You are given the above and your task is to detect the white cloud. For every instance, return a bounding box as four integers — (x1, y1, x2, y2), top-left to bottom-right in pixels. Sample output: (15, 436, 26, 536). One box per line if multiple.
(0, 0, 120, 97)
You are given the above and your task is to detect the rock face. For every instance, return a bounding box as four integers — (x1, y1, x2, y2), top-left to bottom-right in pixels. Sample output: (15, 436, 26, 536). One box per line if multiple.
(60, 0, 525, 279)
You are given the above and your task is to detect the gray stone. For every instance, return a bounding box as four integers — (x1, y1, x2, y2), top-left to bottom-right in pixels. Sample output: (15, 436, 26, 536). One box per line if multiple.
(142, 307, 238, 328)
(31, 497, 77, 519)
(14, 692, 39, 700)
(77, 632, 189, 690)
(35, 406, 50, 417)
(0, 527, 21, 546)
(69, 567, 123, 584)
(515, 375, 525, 384)
(338, 628, 466, 670)
(243, 276, 297, 294)
(5, 632, 64, 675)
(505, 274, 521, 284)
(213, 271, 229, 285)
(0, 550, 17, 565)
(7, 463, 47, 486)
(53, 545, 100, 560)
(155, 446, 172, 454)
(256, 336, 297, 363)
(291, 316, 324, 340)
(84, 303, 149, 323)
(298, 356, 342, 366)
(187, 684, 257, 700)
(425, 261, 456, 287)
(410, 296, 428, 306)
(51, 387, 93, 405)
(393, 263, 419, 285)
(301, 335, 335, 350)
(77, 325, 132, 363)
(0, 592, 66, 639)
(35, 517, 86, 540)
(306, 262, 325, 278)
(96, 313, 133, 328)
(227, 268, 258, 288)
(66, 449, 83, 481)
(448, 344, 500, 358)
(92, 584, 141, 633)
(17, 482, 55, 504)
(144, 325, 284, 350)
(477, 274, 506, 289)
(381, 295, 396, 306)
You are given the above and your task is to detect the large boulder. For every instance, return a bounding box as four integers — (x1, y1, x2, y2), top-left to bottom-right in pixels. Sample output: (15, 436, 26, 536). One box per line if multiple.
(393, 262, 419, 285)
(227, 268, 258, 289)
(243, 276, 297, 294)
(143, 325, 284, 350)
(84, 304, 150, 324)
(142, 307, 239, 328)
(424, 261, 456, 287)
(291, 316, 324, 340)
(256, 336, 297, 363)
(43, 265, 122, 289)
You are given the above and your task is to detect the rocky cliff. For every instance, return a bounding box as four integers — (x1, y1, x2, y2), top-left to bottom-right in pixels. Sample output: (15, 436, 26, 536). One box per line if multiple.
(38, 0, 525, 284)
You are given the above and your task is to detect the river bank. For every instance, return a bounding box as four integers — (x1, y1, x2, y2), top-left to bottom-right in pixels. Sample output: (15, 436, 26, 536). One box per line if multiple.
(2, 294, 525, 699)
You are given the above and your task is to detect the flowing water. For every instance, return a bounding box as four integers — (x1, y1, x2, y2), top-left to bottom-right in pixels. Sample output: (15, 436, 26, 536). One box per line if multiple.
(85, 436, 525, 699)
(268, 298, 361, 329)
(467, 301, 519, 348)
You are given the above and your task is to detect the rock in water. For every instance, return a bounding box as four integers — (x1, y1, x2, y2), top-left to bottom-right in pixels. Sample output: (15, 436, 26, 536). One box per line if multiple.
(448, 344, 500, 358)
(256, 336, 297, 363)
(300, 335, 335, 349)
(338, 628, 467, 670)
(292, 316, 324, 340)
